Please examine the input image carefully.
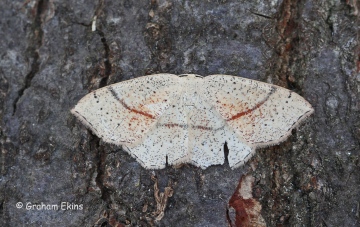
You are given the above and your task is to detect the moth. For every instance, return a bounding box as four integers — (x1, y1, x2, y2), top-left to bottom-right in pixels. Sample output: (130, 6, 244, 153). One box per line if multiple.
(71, 74, 313, 169)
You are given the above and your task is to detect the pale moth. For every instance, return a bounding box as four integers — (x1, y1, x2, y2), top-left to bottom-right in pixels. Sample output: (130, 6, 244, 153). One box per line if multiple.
(71, 74, 313, 169)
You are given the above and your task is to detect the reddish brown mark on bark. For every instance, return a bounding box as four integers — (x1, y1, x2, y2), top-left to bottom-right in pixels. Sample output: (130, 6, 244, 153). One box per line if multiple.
(228, 175, 265, 227)
(229, 197, 256, 226)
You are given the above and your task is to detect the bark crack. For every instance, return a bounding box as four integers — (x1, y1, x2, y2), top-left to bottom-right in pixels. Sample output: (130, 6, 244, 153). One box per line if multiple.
(12, 0, 45, 115)
(93, 137, 113, 203)
(92, 0, 111, 88)
(268, 0, 307, 90)
(96, 29, 112, 88)
(91, 0, 112, 204)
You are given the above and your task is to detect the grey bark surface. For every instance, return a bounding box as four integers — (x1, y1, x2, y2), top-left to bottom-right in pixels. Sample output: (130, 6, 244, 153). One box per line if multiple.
(0, 0, 359, 226)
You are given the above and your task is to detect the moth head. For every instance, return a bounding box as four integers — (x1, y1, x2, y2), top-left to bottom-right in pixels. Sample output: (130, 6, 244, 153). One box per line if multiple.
(179, 74, 203, 78)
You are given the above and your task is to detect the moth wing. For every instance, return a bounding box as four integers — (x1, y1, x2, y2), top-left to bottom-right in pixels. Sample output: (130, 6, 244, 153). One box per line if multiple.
(124, 94, 189, 169)
(71, 74, 181, 146)
(186, 92, 254, 169)
(124, 77, 253, 169)
(202, 75, 314, 147)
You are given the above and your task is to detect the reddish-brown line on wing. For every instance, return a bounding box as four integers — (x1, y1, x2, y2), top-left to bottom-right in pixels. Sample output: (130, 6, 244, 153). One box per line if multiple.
(163, 123, 185, 128)
(226, 88, 276, 121)
(192, 125, 213, 130)
(159, 123, 215, 131)
(108, 87, 156, 119)
(119, 99, 156, 119)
